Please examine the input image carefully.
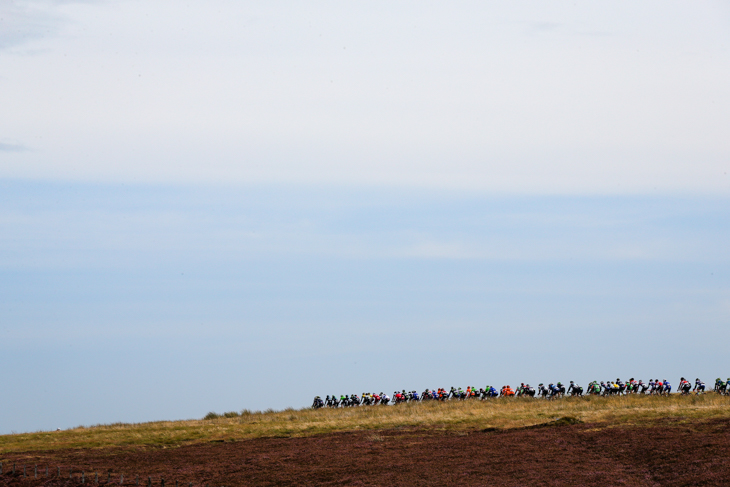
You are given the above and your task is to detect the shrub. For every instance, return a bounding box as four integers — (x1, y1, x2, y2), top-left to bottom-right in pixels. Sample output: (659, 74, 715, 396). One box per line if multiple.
(203, 412, 220, 420)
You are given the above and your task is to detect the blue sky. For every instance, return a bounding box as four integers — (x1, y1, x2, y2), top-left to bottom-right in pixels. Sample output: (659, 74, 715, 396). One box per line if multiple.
(1, 1, 729, 434)
(2, 183, 728, 433)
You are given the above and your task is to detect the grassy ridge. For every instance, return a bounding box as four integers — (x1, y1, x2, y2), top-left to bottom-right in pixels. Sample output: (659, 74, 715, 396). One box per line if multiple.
(2, 394, 729, 455)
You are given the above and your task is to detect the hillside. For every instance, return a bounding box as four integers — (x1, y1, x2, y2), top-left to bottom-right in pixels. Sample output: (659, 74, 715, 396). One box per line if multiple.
(2, 394, 728, 453)
(2, 395, 730, 486)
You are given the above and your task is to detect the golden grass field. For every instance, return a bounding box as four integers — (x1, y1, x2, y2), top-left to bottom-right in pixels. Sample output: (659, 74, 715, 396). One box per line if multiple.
(2, 394, 729, 455)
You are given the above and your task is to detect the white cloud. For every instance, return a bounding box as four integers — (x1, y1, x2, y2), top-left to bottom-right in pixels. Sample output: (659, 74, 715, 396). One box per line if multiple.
(1, 1, 729, 193)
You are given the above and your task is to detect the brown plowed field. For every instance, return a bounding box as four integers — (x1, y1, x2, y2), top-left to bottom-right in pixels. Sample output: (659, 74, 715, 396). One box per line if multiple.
(2, 418, 729, 486)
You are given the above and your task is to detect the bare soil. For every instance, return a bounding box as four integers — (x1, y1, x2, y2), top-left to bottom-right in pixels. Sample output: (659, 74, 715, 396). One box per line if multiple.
(2, 417, 729, 486)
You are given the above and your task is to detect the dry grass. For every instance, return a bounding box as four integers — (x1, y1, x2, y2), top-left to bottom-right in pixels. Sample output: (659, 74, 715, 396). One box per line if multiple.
(2, 394, 729, 455)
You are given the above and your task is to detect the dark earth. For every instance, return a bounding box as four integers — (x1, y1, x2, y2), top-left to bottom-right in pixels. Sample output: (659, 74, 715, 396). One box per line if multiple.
(2, 417, 729, 486)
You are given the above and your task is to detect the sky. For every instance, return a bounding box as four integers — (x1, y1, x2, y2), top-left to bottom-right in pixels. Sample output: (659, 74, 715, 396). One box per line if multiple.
(1, 1, 729, 434)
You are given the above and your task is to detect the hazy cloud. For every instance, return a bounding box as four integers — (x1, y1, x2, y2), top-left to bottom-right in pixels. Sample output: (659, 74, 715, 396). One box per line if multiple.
(530, 21, 561, 32)
(1, 1, 728, 193)
(0, 3, 60, 51)
(0, 142, 27, 152)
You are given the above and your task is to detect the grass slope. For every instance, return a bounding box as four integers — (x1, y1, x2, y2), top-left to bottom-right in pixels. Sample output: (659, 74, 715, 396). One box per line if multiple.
(2, 394, 729, 455)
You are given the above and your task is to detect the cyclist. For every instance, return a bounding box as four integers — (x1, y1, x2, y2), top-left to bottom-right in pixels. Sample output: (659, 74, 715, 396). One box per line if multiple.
(567, 381, 583, 396)
(693, 378, 705, 394)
